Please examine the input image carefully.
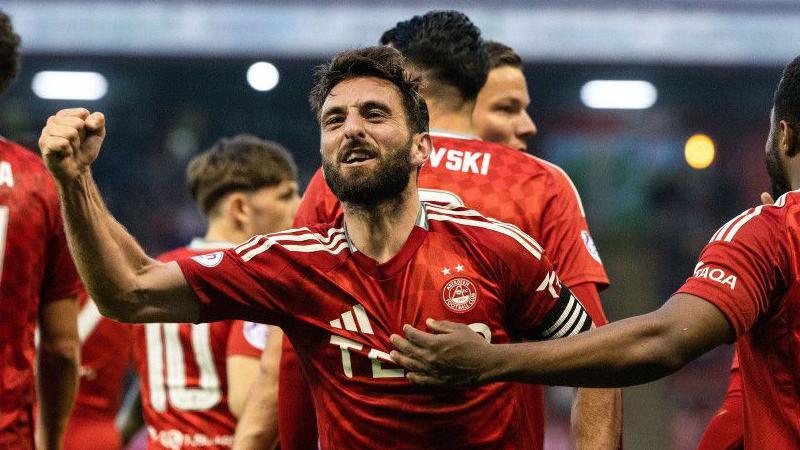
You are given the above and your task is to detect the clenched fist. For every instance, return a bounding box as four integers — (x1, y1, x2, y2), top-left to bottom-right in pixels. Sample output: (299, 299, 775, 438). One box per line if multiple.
(38, 108, 106, 183)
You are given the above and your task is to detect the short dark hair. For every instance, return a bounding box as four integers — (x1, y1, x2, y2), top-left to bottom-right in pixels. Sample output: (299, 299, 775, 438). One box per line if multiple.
(380, 10, 488, 101)
(309, 46, 429, 135)
(0, 10, 21, 96)
(186, 134, 297, 216)
(774, 55, 800, 125)
(485, 41, 522, 70)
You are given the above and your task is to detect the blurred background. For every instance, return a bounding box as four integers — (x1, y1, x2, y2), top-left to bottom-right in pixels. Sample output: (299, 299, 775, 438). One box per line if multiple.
(4, 1, 799, 448)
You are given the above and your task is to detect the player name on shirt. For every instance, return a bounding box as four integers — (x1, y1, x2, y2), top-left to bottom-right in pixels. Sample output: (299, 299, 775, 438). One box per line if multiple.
(429, 146, 491, 175)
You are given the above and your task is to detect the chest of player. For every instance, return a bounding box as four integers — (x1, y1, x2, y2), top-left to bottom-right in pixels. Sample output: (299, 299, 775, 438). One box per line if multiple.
(287, 234, 517, 381)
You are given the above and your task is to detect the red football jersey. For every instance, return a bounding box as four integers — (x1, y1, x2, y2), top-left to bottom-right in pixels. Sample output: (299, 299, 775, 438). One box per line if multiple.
(281, 132, 609, 450)
(132, 239, 268, 450)
(0, 138, 82, 449)
(676, 191, 800, 448)
(177, 202, 593, 450)
(63, 295, 132, 450)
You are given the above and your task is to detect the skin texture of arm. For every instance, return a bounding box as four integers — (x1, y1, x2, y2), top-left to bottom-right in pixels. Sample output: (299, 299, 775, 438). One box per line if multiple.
(226, 355, 262, 418)
(568, 282, 621, 450)
(38, 109, 199, 323)
(232, 327, 283, 450)
(36, 296, 80, 450)
(390, 293, 735, 388)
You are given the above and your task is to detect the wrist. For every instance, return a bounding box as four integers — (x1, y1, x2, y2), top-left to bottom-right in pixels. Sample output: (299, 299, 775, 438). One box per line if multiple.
(481, 344, 514, 383)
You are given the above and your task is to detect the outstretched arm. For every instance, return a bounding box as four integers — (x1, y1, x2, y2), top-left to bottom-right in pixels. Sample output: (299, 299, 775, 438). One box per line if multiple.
(39, 108, 199, 323)
(390, 293, 735, 388)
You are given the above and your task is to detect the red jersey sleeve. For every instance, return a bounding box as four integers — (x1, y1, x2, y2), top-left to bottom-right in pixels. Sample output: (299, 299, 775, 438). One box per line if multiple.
(539, 164, 609, 291)
(489, 226, 593, 341)
(227, 321, 269, 358)
(676, 206, 790, 336)
(41, 176, 81, 303)
(293, 168, 341, 227)
(175, 240, 294, 325)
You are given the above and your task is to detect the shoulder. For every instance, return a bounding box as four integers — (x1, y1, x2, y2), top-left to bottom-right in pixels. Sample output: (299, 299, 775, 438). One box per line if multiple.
(424, 202, 544, 261)
(232, 222, 348, 263)
(525, 154, 586, 214)
(707, 195, 794, 246)
(0, 138, 48, 173)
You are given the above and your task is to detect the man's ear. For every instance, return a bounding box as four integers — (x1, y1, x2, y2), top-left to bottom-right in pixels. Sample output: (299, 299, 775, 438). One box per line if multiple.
(226, 192, 249, 225)
(781, 120, 799, 157)
(412, 132, 432, 168)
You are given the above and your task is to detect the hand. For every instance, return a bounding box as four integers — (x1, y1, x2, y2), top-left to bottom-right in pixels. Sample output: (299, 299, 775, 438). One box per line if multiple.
(760, 192, 775, 205)
(389, 318, 498, 388)
(39, 108, 106, 183)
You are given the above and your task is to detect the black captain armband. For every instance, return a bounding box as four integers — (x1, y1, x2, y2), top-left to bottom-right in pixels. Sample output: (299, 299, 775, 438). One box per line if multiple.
(530, 288, 593, 340)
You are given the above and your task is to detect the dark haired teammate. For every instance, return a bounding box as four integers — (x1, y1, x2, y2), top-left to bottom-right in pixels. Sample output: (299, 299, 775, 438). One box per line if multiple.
(0, 9, 82, 450)
(40, 45, 596, 450)
(391, 55, 800, 450)
(278, 11, 620, 450)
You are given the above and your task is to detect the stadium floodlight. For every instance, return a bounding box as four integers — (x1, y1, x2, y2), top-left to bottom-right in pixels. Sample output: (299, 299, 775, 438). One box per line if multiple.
(684, 133, 715, 170)
(247, 62, 280, 92)
(31, 71, 108, 101)
(580, 80, 657, 110)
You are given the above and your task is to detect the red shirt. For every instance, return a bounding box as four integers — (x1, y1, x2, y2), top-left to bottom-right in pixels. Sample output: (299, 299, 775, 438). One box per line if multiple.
(281, 133, 609, 450)
(177, 202, 593, 450)
(132, 239, 267, 450)
(677, 191, 800, 448)
(63, 295, 133, 450)
(0, 138, 82, 449)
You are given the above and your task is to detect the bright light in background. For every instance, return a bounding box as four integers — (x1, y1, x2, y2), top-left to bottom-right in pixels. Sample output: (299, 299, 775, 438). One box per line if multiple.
(247, 62, 279, 92)
(580, 80, 657, 110)
(685, 134, 716, 169)
(32, 71, 108, 100)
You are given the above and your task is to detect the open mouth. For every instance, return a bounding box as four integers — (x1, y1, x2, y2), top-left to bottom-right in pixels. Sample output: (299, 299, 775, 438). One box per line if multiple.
(341, 148, 377, 165)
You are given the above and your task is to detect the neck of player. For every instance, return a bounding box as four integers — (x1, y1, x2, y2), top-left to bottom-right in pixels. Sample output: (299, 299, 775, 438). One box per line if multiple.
(427, 99, 475, 136)
(342, 184, 421, 264)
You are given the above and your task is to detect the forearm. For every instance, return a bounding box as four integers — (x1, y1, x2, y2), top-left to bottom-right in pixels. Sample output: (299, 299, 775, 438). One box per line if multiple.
(232, 369, 279, 450)
(36, 343, 80, 449)
(58, 172, 154, 318)
(572, 387, 622, 450)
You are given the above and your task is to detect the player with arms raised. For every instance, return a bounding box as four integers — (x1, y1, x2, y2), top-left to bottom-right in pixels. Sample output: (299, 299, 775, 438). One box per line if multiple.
(277, 11, 620, 450)
(0, 9, 82, 450)
(391, 54, 800, 450)
(39, 45, 596, 450)
(132, 135, 297, 449)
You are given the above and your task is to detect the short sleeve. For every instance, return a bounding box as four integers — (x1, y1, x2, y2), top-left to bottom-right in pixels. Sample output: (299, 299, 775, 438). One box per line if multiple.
(499, 232, 593, 341)
(293, 168, 342, 227)
(675, 206, 790, 336)
(227, 320, 269, 358)
(41, 183, 82, 303)
(540, 166, 609, 290)
(175, 243, 294, 325)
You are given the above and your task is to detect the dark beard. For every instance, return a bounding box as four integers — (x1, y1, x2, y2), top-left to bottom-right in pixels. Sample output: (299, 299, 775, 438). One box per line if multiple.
(323, 137, 413, 210)
(766, 144, 792, 199)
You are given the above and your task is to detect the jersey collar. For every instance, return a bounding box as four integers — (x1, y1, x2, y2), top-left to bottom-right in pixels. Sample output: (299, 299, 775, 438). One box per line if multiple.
(188, 238, 236, 251)
(429, 129, 481, 141)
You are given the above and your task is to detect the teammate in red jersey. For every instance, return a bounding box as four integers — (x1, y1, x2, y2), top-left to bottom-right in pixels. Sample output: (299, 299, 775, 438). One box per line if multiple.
(62, 295, 132, 450)
(39, 46, 596, 450)
(131, 134, 298, 449)
(0, 10, 82, 450)
(279, 12, 620, 450)
(696, 353, 743, 450)
(390, 53, 800, 450)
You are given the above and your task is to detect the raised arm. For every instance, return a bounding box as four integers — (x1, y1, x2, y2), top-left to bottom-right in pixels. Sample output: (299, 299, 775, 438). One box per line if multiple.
(39, 108, 199, 323)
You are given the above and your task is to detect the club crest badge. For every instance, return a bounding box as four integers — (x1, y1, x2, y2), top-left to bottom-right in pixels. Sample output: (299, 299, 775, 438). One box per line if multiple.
(442, 277, 478, 313)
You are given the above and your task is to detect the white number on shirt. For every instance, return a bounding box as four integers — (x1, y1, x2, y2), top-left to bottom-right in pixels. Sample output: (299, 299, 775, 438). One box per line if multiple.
(418, 188, 464, 207)
(145, 323, 221, 412)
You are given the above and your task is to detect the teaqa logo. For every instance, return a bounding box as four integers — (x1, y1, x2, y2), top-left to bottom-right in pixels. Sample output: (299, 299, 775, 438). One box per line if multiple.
(442, 277, 478, 313)
(191, 251, 224, 268)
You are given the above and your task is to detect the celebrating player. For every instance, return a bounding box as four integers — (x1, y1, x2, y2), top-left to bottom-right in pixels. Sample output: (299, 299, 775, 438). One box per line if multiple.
(40, 45, 597, 450)
(472, 41, 538, 152)
(131, 134, 297, 449)
(278, 11, 620, 450)
(0, 9, 82, 450)
(390, 54, 800, 450)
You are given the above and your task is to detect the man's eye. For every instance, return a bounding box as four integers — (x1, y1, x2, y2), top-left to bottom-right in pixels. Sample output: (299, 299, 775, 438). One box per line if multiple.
(325, 116, 344, 126)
